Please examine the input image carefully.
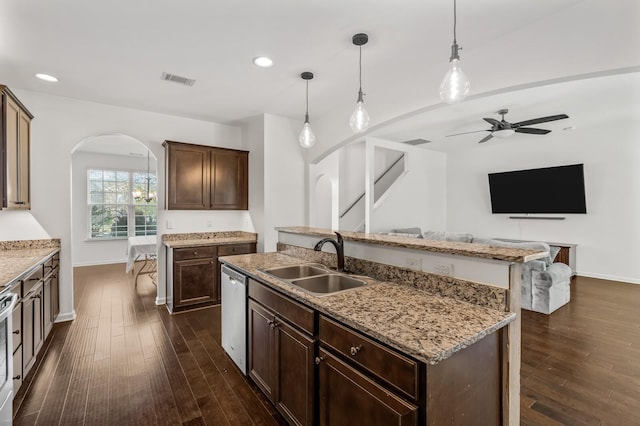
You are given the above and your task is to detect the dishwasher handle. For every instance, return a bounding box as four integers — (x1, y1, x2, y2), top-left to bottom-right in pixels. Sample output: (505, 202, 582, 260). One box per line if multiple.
(222, 265, 247, 285)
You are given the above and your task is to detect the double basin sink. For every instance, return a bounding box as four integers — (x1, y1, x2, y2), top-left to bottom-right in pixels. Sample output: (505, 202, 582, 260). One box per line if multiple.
(261, 263, 367, 297)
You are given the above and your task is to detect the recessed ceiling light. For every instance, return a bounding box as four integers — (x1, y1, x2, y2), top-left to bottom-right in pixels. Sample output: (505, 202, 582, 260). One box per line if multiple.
(253, 57, 273, 68)
(35, 73, 59, 82)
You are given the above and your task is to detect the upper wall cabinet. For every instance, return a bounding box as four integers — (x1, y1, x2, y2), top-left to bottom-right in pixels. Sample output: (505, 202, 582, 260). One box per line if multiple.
(164, 140, 248, 210)
(1, 86, 33, 209)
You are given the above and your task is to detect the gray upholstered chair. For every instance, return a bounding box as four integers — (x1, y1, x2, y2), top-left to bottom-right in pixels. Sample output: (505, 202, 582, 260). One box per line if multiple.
(482, 240, 572, 314)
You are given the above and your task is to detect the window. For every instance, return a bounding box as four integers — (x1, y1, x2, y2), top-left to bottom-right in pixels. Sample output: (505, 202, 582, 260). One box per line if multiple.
(88, 169, 157, 239)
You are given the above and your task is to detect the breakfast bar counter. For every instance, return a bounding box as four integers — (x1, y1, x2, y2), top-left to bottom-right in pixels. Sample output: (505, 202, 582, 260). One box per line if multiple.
(220, 251, 514, 365)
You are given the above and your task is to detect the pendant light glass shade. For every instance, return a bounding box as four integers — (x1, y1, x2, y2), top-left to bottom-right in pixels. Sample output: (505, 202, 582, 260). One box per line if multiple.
(350, 33, 370, 133)
(349, 91, 370, 133)
(439, 58, 470, 104)
(299, 72, 316, 148)
(440, 0, 470, 104)
(299, 115, 316, 148)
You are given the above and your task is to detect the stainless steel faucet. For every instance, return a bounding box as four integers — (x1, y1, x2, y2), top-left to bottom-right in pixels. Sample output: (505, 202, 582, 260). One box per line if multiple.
(313, 232, 346, 272)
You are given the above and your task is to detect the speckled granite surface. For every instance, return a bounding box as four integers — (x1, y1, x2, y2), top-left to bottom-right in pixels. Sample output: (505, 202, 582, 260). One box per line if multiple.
(276, 226, 547, 263)
(278, 243, 507, 311)
(0, 240, 60, 289)
(162, 231, 257, 248)
(220, 252, 515, 365)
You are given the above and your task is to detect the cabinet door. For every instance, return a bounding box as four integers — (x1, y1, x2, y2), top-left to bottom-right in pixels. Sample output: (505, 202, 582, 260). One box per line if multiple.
(317, 348, 418, 426)
(52, 271, 60, 319)
(166, 143, 210, 210)
(17, 109, 30, 208)
(210, 150, 248, 210)
(248, 300, 275, 402)
(33, 285, 44, 355)
(173, 257, 217, 309)
(13, 345, 22, 393)
(43, 275, 53, 338)
(275, 319, 315, 426)
(22, 295, 34, 373)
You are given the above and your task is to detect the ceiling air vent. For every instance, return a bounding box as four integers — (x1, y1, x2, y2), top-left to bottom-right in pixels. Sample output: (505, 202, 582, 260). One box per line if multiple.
(402, 138, 431, 146)
(161, 72, 196, 87)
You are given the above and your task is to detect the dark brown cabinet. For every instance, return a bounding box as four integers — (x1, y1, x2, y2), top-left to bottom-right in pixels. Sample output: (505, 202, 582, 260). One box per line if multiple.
(1, 85, 33, 209)
(172, 246, 218, 311)
(168, 243, 256, 313)
(164, 140, 248, 210)
(10, 250, 60, 394)
(245, 276, 502, 426)
(248, 281, 316, 426)
(317, 348, 418, 426)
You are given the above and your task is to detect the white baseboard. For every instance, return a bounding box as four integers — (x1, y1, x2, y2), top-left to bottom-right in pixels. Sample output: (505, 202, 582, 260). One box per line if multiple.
(576, 271, 640, 285)
(73, 259, 127, 267)
(55, 310, 77, 322)
(155, 297, 166, 305)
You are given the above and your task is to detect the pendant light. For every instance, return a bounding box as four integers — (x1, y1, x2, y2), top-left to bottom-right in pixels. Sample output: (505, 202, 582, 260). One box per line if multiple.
(439, 0, 470, 104)
(299, 72, 316, 148)
(134, 151, 156, 203)
(349, 33, 370, 133)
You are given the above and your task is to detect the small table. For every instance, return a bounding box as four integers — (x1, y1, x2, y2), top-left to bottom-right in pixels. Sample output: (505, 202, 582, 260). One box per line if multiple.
(126, 236, 157, 286)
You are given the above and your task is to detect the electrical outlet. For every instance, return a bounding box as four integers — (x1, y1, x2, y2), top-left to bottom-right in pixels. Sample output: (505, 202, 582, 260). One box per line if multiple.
(434, 263, 454, 276)
(405, 258, 422, 270)
(206, 220, 213, 228)
(166, 220, 173, 229)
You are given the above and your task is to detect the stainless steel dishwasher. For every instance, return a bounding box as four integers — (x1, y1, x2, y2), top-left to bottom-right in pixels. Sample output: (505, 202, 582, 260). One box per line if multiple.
(221, 265, 248, 375)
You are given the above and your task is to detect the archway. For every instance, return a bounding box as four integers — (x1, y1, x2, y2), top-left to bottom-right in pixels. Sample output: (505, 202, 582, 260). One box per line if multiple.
(70, 133, 158, 299)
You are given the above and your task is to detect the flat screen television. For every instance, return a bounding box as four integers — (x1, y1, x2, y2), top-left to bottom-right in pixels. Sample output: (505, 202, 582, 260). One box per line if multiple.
(488, 164, 587, 214)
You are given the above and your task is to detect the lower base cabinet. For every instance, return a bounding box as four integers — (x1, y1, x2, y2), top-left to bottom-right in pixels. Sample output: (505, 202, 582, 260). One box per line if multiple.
(248, 300, 315, 426)
(246, 278, 503, 426)
(317, 348, 418, 426)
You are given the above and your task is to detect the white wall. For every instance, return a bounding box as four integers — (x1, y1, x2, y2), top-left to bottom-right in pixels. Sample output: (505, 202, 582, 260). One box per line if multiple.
(7, 89, 246, 318)
(447, 118, 640, 283)
(263, 114, 306, 251)
(0, 211, 51, 240)
(71, 151, 154, 266)
(310, 150, 340, 231)
(242, 115, 266, 252)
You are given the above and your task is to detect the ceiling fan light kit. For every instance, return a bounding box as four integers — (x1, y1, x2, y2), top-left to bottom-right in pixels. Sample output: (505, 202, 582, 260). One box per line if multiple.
(440, 0, 470, 104)
(349, 33, 371, 133)
(446, 108, 569, 143)
(299, 71, 316, 148)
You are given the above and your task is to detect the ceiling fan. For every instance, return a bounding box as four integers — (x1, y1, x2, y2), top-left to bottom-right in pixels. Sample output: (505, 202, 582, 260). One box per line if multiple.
(446, 109, 569, 143)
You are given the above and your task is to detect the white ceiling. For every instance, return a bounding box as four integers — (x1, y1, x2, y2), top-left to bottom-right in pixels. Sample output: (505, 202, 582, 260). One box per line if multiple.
(1, 0, 638, 140)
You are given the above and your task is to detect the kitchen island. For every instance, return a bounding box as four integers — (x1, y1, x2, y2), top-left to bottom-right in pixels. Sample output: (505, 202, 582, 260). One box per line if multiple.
(220, 251, 515, 425)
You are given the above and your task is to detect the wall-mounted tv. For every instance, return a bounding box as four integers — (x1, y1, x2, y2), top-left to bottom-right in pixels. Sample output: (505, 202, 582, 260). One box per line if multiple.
(488, 164, 587, 214)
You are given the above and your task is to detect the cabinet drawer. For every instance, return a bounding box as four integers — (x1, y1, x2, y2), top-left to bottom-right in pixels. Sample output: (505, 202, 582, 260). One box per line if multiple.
(12, 304, 21, 352)
(218, 243, 254, 256)
(173, 246, 217, 261)
(319, 315, 419, 400)
(23, 266, 43, 294)
(249, 279, 315, 335)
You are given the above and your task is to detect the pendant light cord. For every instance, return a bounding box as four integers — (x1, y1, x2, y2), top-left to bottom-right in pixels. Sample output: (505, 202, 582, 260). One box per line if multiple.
(358, 45, 363, 92)
(453, 0, 457, 44)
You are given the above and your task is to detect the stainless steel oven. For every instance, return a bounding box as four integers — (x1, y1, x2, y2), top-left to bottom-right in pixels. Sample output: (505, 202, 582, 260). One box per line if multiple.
(0, 291, 18, 425)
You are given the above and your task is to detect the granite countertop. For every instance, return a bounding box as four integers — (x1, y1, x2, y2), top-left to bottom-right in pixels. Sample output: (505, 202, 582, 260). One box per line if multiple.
(220, 252, 515, 365)
(276, 226, 548, 263)
(162, 231, 257, 248)
(0, 245, 60, 289)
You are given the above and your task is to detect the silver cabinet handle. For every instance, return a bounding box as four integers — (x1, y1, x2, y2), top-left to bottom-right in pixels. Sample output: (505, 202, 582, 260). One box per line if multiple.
(315, 356, 324, 365)
(350, 345, 362, 356)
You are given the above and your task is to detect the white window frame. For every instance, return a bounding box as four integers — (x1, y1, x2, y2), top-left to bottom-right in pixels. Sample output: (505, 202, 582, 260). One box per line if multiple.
(87, 168, 157, 240)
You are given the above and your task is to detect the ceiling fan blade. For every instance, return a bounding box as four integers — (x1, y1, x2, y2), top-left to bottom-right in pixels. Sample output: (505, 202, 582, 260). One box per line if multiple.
(512, 114, 568, 127)
(445, 129, 490, 137)
(515, 127, 551, 135)
(478, 134, 494, 143)
(483, 118, 501, 126)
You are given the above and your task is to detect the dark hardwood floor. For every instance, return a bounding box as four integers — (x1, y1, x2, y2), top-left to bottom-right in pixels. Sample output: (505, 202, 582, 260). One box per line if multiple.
(521, 275, 640, 425)
(13, 263, 286, 426)
(12, 265, 640, 425)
